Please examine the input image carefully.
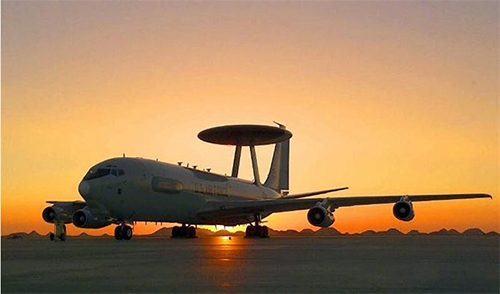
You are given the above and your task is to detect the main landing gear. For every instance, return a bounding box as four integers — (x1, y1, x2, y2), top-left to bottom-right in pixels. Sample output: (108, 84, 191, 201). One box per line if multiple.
(245, 213, 270, 238)
(245, 225, 269, 238)
(114, 224, 133, 240)
(171, 224, 197, 238)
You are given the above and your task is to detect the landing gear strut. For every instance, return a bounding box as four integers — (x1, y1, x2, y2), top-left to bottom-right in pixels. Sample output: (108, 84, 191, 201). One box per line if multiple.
(49, 222, 67, 241)
(245, 213, 270, 238)
(114, 224, 133, 240)
(171, 224, 197, 238)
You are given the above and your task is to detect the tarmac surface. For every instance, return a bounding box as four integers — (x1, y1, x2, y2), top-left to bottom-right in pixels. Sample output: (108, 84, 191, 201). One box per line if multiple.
(2, 235, 498, 293)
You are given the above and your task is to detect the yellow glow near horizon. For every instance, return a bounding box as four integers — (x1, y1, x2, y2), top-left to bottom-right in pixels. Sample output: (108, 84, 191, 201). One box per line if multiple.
(2, 2, 498, 236)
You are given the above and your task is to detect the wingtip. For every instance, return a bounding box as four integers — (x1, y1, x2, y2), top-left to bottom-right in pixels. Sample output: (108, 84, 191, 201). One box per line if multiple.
(478, 193, 493, 199)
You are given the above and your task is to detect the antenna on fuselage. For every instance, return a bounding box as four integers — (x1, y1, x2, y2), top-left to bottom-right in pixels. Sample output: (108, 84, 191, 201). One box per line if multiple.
(273, 121, 286, 129)
(177, 162, 183, 166)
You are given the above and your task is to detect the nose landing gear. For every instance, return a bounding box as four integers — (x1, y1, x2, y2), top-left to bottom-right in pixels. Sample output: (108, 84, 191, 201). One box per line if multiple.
(49, 222, 67, 241)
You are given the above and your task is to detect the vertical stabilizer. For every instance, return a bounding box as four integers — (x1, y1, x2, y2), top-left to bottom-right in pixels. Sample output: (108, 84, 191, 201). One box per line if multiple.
(264, 125, 290, 194)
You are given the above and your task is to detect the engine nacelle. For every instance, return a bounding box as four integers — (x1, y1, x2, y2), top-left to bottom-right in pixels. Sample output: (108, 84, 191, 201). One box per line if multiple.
(72, 208, 111, 229)
(42, 205, 74, 224)
(307, 206, 335, 227)
(393, 199, 415, 221)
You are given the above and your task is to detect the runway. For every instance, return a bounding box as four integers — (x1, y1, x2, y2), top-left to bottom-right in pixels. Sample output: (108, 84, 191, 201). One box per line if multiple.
(2, 235, 498, 293)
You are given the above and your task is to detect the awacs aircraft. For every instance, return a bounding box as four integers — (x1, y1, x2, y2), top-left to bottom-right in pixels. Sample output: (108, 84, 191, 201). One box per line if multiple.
(43, 123, 491, 241)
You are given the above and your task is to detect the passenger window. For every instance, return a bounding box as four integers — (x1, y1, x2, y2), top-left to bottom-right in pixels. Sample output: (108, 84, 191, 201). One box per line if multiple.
(118, 169, 125, 176)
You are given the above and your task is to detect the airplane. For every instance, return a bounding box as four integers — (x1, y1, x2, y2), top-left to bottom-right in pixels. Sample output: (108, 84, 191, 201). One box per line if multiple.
(42, 123, 492, 241)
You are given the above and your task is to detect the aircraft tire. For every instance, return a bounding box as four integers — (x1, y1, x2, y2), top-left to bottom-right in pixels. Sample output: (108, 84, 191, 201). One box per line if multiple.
(114, 226, 123, 240)
(245, 226, 255, 237)
(122, 226, 133, 240)
(172, 226, 180, 238)
(49, 233, 55, 241)
(179, 226, 187, 237)
(262, 226, 269, 238)
(60, 225, 67, 241)
(256, 226, 263, 237)
(187, 226, 196, 238)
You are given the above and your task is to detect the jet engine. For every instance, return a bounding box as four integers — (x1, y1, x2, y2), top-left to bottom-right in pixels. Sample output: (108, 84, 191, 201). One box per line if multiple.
(393, 198, 415, 221)
(72, 208, 111, 229)
(42, 204, 74, 224)
(307, 205, 335, 227)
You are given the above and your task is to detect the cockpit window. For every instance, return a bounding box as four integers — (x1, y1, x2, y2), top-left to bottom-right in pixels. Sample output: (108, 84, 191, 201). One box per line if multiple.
(84, 168, 111, 180)
(83, 168, 126, 181)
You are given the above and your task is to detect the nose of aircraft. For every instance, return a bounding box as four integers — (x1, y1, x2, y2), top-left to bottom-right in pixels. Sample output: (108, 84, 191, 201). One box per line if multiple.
(78, 181, 90, 197)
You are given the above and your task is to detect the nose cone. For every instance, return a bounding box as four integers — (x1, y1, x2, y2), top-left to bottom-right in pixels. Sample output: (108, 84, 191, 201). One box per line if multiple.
(78, 181, 91, 197)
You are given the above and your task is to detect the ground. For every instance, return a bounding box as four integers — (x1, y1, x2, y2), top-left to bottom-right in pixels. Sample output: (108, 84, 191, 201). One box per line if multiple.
(1, 235, 498, 293)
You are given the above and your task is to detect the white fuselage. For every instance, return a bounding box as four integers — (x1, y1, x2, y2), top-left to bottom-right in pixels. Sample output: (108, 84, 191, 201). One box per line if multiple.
(78, 157, 280, 226)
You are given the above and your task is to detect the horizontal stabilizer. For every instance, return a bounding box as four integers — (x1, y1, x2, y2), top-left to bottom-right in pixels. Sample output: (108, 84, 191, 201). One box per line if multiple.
(282, 187, 349, 199)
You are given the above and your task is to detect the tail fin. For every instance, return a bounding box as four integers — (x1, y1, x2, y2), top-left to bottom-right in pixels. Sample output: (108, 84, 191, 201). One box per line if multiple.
(264, 125, 290, 194)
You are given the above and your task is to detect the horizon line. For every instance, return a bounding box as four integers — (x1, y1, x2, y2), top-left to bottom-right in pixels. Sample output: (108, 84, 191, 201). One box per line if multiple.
(3, 227, 499, 238)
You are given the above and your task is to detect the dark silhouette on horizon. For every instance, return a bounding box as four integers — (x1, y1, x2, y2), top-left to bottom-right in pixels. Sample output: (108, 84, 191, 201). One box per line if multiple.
(3, 227, 498, 240)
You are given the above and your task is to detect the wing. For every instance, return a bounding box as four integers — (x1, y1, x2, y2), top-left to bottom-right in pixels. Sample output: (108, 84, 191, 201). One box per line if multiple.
(197, 193, 491, 220)
(46, 200, 87, 209)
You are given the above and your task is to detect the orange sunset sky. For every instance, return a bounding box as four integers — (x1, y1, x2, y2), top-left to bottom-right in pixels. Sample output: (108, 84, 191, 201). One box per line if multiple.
(2, 1, 498, 236)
